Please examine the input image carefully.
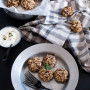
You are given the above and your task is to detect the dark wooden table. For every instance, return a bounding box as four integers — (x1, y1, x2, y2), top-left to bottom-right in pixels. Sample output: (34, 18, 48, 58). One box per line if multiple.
(0, 8, 90, 90)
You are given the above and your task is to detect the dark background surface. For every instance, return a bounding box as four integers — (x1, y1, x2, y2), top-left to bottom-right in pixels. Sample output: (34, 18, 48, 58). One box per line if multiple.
(0, 8, 90, 90)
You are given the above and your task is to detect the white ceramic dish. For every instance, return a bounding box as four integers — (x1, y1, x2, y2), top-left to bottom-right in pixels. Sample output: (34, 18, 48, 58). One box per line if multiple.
(11, 43, 79, 90)
(0, 26, 22, 48)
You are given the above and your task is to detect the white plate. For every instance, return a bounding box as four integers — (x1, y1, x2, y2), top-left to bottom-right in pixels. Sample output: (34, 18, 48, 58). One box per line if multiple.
(11, 43, 79, 90)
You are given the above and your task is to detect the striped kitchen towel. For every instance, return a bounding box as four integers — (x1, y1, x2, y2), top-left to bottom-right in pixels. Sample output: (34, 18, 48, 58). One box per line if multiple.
(19, 0, 90, 71)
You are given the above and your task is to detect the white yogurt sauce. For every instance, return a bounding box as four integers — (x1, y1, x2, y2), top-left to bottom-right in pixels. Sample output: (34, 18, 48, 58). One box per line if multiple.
(0, 27, 21, 47)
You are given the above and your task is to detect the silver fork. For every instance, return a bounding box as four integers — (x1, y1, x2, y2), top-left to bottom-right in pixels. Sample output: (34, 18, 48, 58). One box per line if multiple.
(23, 70, 52, 90)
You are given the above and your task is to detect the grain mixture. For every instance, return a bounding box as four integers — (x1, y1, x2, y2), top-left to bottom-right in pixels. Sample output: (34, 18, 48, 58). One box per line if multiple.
(21, 0, 35, 10)
(54, 69, 68, 83)
(7, 0, 19, 7)
(70, 20, 83, 32)
(43, 54, 56, 68)
(38, 67, 53, 82)
(27, 57, 42, 72)
(62, 6, 74, 17)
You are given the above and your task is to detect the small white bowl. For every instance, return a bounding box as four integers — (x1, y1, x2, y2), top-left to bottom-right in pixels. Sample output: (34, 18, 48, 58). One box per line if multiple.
(0, 26, 22, 48)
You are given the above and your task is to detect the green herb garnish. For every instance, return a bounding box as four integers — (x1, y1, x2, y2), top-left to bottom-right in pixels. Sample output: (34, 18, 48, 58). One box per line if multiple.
(88, 27, 90, 30)
(44, 63, 53, 71)
(3, 38, 6, 40)
(9, 33, 13, 37)
(3, 35, 6, 40)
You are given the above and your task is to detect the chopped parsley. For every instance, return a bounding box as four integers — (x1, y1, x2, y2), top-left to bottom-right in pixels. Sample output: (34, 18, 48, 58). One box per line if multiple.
(3, 35, 7, 40)
(9, 33, 13, 37)
(3, 38, 6, 40)
(44, 63, 53, 71)
(88, 27, 90, 30)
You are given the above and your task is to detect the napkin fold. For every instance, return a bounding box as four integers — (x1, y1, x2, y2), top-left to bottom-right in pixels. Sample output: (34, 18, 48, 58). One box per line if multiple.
(19, 0, 90, 70)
